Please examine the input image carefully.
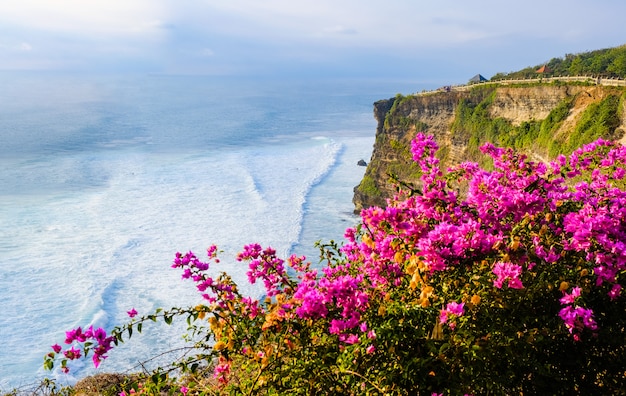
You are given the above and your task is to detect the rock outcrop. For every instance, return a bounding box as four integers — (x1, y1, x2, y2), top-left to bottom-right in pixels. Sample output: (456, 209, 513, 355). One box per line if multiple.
(353, 84, 626, 212)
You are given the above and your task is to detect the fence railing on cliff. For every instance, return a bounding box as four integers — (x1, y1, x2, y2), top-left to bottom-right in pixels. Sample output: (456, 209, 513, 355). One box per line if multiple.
(417, 75, 626, 95)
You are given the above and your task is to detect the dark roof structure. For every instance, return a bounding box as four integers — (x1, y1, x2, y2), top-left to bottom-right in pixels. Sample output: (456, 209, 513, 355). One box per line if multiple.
(469, 74, 487, 83)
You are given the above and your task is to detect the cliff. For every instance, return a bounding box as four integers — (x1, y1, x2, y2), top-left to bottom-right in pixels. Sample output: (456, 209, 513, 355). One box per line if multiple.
(353, 83, 626, 211)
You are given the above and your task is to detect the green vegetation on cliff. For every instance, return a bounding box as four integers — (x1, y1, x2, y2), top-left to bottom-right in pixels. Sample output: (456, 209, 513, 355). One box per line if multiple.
(563, 93, 624, 154)
(450, 86, 626, 164)
(492, 44, 626, 80)
(354, 83, 626, 211)
(353, 44, 626, 212)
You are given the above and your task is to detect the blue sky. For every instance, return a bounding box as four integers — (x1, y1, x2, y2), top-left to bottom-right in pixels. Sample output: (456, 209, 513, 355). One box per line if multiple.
(1, 0, 625, 84)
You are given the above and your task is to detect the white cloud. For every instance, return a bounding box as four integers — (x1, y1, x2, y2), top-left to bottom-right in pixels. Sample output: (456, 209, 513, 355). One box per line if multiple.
(0, 0, 166, 37)
(0, 41, 33, 52)
(0, 0, 625, 75)
(199, 48, 215, 57)
(320, 25, 358, 36)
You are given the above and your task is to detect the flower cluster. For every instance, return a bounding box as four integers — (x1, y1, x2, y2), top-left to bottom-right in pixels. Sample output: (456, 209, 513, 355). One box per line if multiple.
(558, 286, 598, 341)
(46, 325, 115, 373)
(492, 261, 524, 289)
(340, 133, 626, 340)
(44, 133, 626, 395)
(238, 244, 293, 297)
(172, 246, 235, 303)
(439, 301, 465, 330)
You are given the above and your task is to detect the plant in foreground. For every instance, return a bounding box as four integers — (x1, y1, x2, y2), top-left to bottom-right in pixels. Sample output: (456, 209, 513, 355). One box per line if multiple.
(45, 133, 626, 395)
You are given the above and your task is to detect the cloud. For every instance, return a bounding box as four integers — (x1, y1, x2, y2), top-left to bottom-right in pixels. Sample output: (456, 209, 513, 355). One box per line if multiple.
(199, 48, 215, 57)
(0, 0, 166, 36)
(320, 25, 358, 36)
(0, 41, 33, 52)
(0, 0, 625, 77)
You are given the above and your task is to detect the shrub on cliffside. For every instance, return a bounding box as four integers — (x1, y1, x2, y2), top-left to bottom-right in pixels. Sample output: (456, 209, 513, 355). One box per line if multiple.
(45, 134, 626, 395)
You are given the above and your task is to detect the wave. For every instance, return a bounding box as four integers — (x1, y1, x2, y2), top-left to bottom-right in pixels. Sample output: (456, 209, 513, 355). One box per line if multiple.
(0, 75, 380, 389)
(290, 139, 343, 254)
(240, 136, 342, 257)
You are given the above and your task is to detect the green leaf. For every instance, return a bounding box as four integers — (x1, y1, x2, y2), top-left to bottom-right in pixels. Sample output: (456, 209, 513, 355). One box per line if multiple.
(44, 359, 54, 371)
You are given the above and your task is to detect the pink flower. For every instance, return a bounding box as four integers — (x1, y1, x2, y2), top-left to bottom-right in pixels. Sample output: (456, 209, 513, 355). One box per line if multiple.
(213, 359, 231, 384)
(127, 308, 138, 318)
(92, 354, 102, 368)
(559, 306, 598, 336)
(64, 346, 81, 360)
(180, 386, 189, 395)
(492, 262, 524, 289)
(65, 327, 86, 344)
(609, 284, 622, 300)
(440, 301, 465, 330)
(342, 334, 360, 344)
(51, 344, 62, 353)
(559, 286, 581, 305)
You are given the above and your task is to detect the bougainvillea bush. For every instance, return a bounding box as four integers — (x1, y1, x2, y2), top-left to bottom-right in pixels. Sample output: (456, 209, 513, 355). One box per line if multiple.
(45, 134, 626, 395)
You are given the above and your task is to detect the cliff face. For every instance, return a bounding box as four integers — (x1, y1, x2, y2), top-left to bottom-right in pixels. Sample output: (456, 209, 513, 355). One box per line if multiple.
(353, 84, 626, 212)
(489, 85, 582, 123)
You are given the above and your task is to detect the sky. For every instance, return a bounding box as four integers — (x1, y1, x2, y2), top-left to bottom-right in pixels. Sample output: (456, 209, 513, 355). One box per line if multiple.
(1, 0, 625, 84)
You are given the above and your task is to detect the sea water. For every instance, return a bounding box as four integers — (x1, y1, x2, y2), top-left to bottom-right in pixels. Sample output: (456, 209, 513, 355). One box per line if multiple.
(0, 73, 431, 389)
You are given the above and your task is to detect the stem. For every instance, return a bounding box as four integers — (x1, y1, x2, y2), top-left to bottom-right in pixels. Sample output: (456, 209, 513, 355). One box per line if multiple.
(337, 368, 387, 394)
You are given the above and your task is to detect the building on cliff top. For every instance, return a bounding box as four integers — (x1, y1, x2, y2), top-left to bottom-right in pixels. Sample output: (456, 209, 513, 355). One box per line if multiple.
(536, 65, 552, 74)
(469, 74, 487, 84)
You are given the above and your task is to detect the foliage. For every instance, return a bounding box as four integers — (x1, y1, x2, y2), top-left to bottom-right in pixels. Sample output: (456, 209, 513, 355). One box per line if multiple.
(383, 94, 424, 131)
(449, 89, 624, 167)
(566, 94, 623, 153)
(356, 174, 381, 197)
(495, 44, 626, 80)
(2, 379, 72, 396)
(451, 88, 526, 166)
(44, 134, 626, 395)
(535, 96, 576, 155)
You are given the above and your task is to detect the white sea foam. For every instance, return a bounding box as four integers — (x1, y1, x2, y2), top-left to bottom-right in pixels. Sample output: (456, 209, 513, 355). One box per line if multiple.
(0, 74, 395, 390)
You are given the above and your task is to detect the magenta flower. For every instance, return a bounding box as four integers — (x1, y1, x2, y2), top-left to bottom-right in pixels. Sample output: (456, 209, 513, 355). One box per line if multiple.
(127, 308, 138, 318)
(559, 306, 598, 336)
(64, 327, 86, 344)
(63, 346, 81, 360)
(92, 354, 103, 368)
(440, 302, 465, 330)
(559, 286, 581, 305)
(51, 344, 62, 353)
(492, 262, 524, 289)
(608, 284, 622, 300)
(213, 359, 231, 384)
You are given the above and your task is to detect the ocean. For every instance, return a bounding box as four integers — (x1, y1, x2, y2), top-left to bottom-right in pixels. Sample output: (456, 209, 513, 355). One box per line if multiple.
(0, 73, 431, 389)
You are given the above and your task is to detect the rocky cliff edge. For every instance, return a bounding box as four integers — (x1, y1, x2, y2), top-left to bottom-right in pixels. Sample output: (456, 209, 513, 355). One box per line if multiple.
(353, 83, 626, 212)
